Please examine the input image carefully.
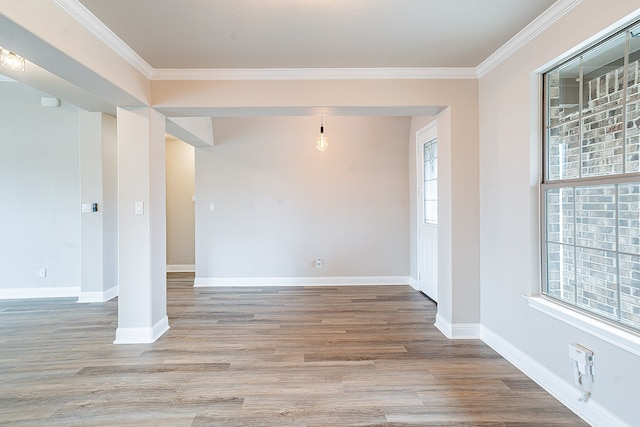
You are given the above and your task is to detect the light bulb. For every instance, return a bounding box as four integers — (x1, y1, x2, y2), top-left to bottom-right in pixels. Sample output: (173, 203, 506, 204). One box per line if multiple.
(316, 133, 328, 151)
(0, 48, 25, 71)
(316, 121, 328, 151)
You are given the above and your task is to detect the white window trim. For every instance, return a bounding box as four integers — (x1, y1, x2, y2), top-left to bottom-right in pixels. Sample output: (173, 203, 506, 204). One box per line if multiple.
(527, 295, 640, 357)
(535, 16, 640, 354)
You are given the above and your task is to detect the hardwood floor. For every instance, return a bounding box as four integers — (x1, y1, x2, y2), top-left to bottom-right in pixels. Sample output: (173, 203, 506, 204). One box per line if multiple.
(0, 273, 587, 426)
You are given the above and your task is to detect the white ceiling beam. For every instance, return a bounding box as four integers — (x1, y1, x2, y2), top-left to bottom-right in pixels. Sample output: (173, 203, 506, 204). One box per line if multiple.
(0, 4, 149, 107)
(166, 117, 214, 147)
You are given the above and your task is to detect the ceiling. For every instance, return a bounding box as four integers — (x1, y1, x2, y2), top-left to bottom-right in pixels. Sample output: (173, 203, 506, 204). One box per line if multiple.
(76, 0, 557, 70)
(0, 0, 563, 119)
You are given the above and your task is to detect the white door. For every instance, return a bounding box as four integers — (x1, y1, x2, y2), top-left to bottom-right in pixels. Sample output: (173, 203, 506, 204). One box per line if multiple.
(417, 124, 438, 301)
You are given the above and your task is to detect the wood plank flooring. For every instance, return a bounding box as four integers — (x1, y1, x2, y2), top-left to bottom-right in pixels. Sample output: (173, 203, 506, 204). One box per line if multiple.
(0, 273, 587, 426)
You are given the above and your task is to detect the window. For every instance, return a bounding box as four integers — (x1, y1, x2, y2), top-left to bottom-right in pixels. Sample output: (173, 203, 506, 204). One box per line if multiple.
(423, 138, 438, 224)
(542, 21, 640, 333)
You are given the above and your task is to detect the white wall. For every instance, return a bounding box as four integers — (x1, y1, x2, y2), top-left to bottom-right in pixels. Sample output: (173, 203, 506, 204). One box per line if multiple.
(0, 81, 80, 292)
(166, 137, 195, 269)
(101, 113, 118, 293)
(78, 111, 118, 301)
(479, 1, 640, 425)
(195, 116, 410, 280)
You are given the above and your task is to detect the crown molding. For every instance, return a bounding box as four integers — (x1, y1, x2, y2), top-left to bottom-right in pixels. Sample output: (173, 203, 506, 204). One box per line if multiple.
(476, 0, 583, 78)
(54, 0, 154, 79)
(534, 7, 640, 74)
(151, 67, 477, 81)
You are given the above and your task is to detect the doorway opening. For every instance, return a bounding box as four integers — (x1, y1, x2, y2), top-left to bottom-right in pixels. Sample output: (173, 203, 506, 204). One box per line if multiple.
(165, 135, 196, 279)
(416, 123, 438, 302)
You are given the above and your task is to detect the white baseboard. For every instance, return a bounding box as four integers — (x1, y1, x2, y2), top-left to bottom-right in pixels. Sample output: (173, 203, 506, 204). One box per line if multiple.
(77, 286, 118, 303)
(480, 326, 630, 427)
(409, 277, 419, 290)
(194, 276, 411, 287)
(0, 286, 80, 299)
(167, 264, 195, 272)
(434, 313, 481, 339)
(113, 316, 170, 344)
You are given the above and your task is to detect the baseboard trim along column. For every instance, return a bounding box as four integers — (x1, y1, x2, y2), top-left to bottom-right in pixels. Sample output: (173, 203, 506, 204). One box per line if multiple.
(434, 313, 481, 339)
(0, 286, 80, 300)
(166, 264, 196, 272)
(480, 326, 629, 427)
(113, 316, 170, 344)
(194, 276, 411, 287)
(77, 286, 118, 303)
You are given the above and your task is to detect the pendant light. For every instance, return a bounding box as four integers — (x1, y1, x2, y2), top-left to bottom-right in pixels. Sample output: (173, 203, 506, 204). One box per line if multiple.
(316, 117, 328, 151)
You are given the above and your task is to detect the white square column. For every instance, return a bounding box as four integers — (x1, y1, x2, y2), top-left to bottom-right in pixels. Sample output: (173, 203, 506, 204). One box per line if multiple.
(432, 107, 481, 339)
(114, 107, 168, 344)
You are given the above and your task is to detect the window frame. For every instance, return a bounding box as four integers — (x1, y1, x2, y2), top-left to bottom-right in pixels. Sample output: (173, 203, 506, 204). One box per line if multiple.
(422, 137, 438, 225)
(540, 20, 640, 338)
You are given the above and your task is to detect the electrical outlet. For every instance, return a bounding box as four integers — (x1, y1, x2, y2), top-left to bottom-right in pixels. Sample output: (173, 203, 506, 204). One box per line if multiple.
(38, 268, 46, 278)
(315, 259, 323, 268)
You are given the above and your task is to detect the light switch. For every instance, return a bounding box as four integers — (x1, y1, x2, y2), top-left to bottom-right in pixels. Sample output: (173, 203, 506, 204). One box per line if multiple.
(83, 203, 99, 213)
(135, 202, 144, 215)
